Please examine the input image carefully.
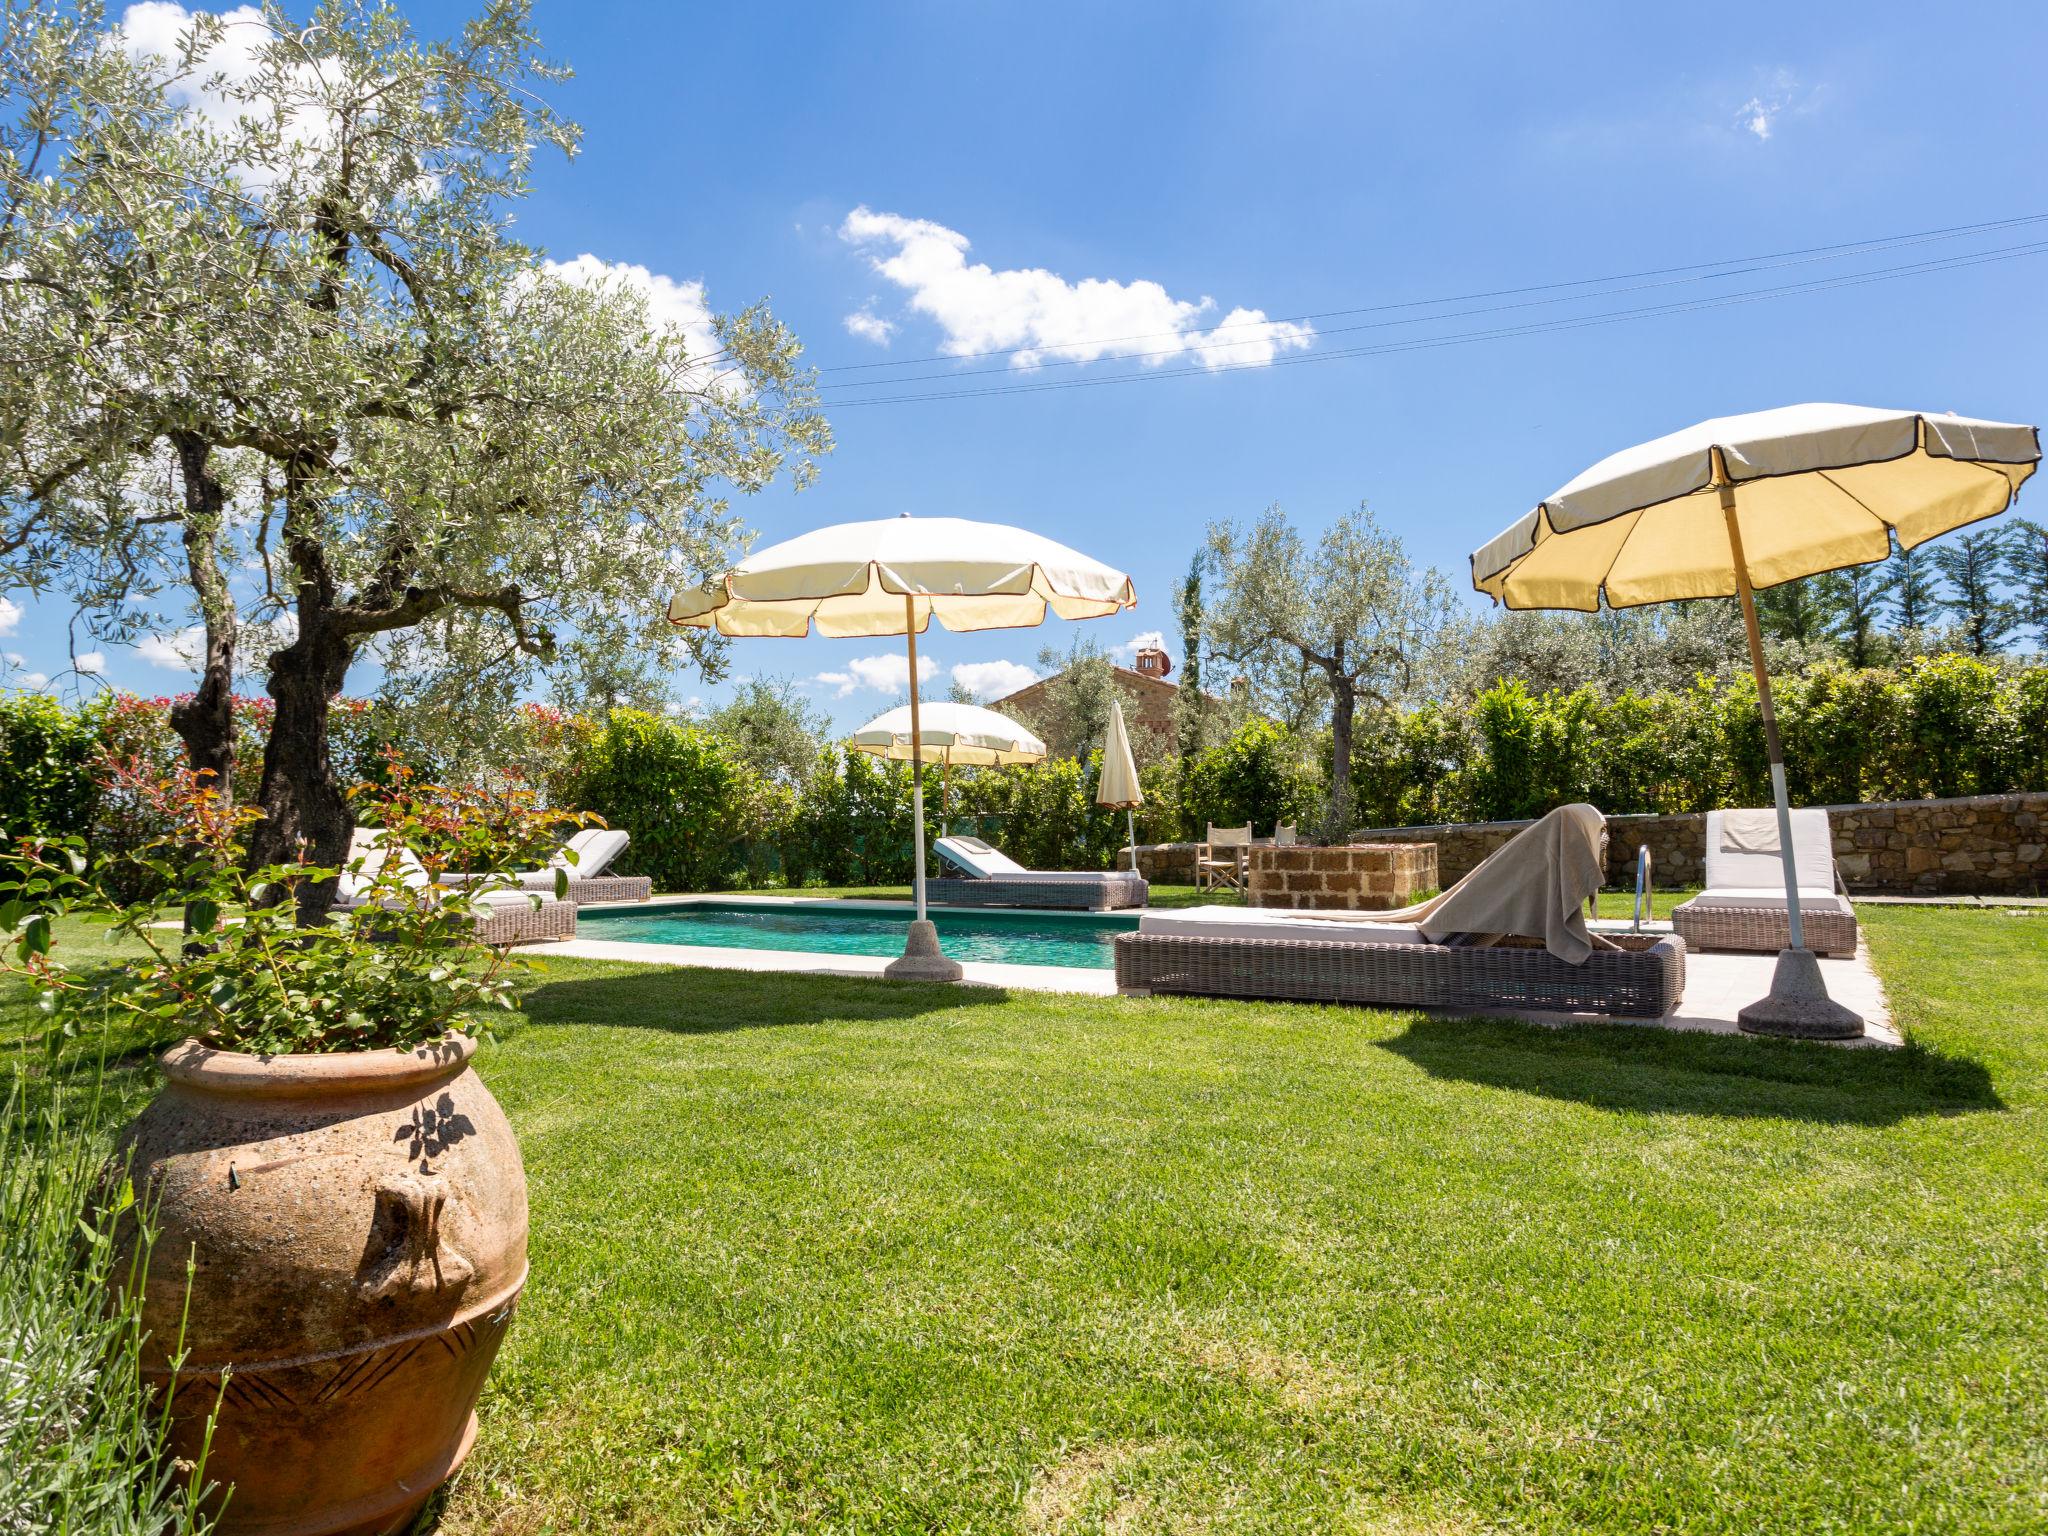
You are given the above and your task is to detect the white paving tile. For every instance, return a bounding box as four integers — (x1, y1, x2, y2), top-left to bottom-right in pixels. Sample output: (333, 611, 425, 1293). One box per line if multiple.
(1446, 940, 1897, 1047)
(534, 936, 1117, 995)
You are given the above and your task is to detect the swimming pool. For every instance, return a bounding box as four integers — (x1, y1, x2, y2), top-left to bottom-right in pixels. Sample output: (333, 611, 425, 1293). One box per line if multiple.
(577, 900, 1137, 970)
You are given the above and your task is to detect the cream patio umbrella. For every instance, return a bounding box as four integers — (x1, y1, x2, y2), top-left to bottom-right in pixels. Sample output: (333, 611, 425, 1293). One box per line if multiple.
(847, 700, 1047, 826)
(1096, 698, 1144, 873)
(1472, 403, 2039, 1038)
(670, 513, 1137, 981)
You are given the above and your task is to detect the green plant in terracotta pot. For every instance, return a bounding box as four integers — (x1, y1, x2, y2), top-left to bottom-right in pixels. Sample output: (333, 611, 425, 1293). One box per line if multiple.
(3, 762, 586, 1536)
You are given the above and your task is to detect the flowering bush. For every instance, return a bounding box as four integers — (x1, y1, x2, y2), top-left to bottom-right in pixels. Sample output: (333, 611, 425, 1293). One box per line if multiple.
(3, 764, 579, 1055)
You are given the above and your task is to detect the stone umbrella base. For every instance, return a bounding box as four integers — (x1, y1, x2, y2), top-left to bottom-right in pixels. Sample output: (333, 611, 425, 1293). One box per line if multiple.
(884, 919, 964, 982)
(1737, 947, 1865, 1039)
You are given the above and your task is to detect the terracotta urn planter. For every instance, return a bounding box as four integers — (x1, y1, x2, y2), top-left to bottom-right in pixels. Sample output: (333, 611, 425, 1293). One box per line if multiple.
(118, 1034, 527, 1536)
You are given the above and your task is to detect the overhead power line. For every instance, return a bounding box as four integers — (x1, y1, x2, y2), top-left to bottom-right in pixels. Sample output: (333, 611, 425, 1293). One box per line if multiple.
(818, 211, 2048, 377)
(817, 236, 2048, 408)
(822, 221, 2048, 391)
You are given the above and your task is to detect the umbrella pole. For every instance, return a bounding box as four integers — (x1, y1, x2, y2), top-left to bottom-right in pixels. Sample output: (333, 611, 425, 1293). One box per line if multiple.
(884, 593, 962, 982)
(1721, 490, 1806, 952)
(1126, 808, 1137, 873)
(1716, 458, 1861, 1038)
(906, 603, 927, 922)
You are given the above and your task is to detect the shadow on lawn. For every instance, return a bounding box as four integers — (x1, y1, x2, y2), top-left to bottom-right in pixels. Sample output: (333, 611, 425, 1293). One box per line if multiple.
(1378, 1017, 2002, 1126)
(518, 964, 1001, 1036)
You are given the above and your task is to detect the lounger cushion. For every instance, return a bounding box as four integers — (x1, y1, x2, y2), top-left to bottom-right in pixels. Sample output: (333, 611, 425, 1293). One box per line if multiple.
(336, 830, 432, 902)
(555, 827, 629, 877)
(1137, 907, 1427, 944)
(338, 885, 560, 914)
(471, 888, 560, 908)
(336, 830, 562, 912)
(1702, 809, 1838, 892)
(1690, 886, 1852, 915)
(935, 836, 1030, 877)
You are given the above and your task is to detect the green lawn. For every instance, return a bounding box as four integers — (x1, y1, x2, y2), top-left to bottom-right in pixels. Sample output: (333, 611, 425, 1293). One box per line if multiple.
(1592, 886, 1696, 921)
(431, 904, 2041, 1533)
(11, 906, 2043, 1533)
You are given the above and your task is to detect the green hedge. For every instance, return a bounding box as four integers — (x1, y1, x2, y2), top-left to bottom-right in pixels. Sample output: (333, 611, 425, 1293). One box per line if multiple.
(9, 655, 2043, 892)
(1357, 655, 2047, 828)
(557, 709, 758, 893)
(0, 692, 104, 842)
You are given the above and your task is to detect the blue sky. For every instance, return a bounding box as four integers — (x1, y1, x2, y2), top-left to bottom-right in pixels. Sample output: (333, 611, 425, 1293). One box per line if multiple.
(9, 0, 2048, 728)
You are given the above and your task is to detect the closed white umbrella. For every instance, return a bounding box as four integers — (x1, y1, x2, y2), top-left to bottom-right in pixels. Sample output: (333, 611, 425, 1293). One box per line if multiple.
(1473, 403, 2039, 1037)
(671, 514, 1136, 980)
(848, 701, 1047, 826)
(1096, 698, 1144, 873)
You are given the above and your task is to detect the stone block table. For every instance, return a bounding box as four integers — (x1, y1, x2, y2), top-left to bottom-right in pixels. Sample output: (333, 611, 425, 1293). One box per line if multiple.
(1247, 843, 1438, 910)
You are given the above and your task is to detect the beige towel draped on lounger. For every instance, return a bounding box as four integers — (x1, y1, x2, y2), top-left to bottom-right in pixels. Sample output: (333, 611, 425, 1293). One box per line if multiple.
(1305, 803, 1610, 963)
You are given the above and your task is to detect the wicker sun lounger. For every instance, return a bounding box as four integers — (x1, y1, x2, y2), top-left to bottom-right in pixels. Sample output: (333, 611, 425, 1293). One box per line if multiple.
(1116, 804, 1685, 1018)
(443, 828, 653, 906)
(927, 871, 1150, 911)
(1671, 809, 1858, 957)
(532, 873, 653, 904)
(339, 831, 580, 946)
(1115, 927, 1685, 1018)
(932, 837, 1149, 911)
(466, 895, 580, 946)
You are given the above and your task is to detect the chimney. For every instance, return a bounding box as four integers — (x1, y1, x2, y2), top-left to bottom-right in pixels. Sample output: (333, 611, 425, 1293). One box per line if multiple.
(1133, 646, 1172, 680)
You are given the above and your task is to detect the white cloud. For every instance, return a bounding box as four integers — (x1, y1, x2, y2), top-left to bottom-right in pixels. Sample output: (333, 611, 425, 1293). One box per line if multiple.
(1734, 70, 1817, 143)
(1111, 630, 1169, 664)
(951, 659, 1039, 701)
(116, 4, 267, 119)
(541, 254, 732, 393)
(813, 653, 937, 698)
(0, 596, 20, 636)
(137, 626, 205, 671)
(2, 652, 23, 668)
(113, 5, 334, 167)
(20, 672, 48, 691)
(74, 652, 106, 675)
(842, 304, 896, 346)
(839, 206, 1315, 371)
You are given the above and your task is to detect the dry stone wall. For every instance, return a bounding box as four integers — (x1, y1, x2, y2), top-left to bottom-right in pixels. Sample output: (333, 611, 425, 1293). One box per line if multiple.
(1245, 843, 1439, 911)
(1134, 793, 2047, 895)
(1342, 792, 2048, 896)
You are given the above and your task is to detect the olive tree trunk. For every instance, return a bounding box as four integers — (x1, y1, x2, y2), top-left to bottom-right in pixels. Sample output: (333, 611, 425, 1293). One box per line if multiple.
(1325, 672, 1357, 842)
(164, 434, 237, 796)
(246, 612, 355, 918)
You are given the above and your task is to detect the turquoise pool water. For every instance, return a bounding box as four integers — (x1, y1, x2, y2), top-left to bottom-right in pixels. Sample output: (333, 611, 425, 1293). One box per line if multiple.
(578, 901, 1136, 969)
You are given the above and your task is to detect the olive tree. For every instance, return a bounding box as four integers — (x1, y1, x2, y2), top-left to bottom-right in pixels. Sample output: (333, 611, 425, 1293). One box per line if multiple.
(1205, 503, 1456, 836)
(1, 1, 828, 908)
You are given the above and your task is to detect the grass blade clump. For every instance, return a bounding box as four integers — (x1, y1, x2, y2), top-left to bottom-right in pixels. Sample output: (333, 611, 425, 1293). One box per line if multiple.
(0, 1075, 212, 1536)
